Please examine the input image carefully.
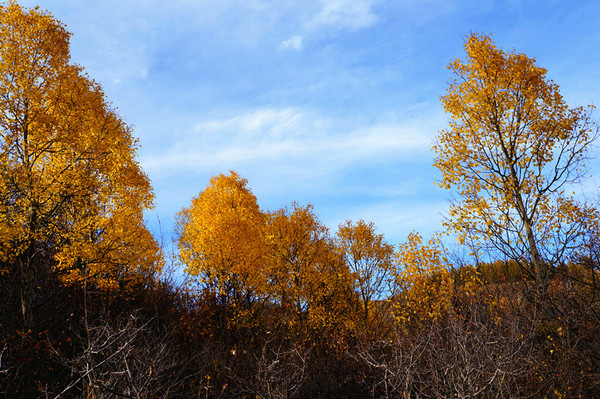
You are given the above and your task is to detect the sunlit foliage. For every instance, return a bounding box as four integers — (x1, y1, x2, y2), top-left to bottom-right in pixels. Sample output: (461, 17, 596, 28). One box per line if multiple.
(0, 2, 161, 328)
(176, 171, 267, 306)
(394, 232, 454, 325)
(336, 219, 394, 328)
(265, 203, 354, 329)
(434, 33, 599, 291)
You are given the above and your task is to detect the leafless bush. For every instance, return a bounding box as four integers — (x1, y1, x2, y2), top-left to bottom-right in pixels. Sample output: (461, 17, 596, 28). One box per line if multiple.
(355, 330, 429, 398)
(357, 295, 539, 398)
(48, 310, 195, 398)
(229, 335, 310, 399)
(425, 304, 537, 398)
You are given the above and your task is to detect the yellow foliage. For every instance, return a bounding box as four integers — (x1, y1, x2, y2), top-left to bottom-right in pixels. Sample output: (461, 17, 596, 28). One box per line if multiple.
(394, 233, 453, 325)
(177, 175, 357, 330)
(0, 1, 162, 319)
(265, 203, 354, 329)
(177, 171, 267, 305)
(336, 219, 394, 327)
(433, 33, 599, 288)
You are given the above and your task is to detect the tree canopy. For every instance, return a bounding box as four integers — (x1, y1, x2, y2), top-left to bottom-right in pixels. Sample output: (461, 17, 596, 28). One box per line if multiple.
(176, 171, 267, 305)
(434, 33, 599, 291)
(0, 2, 162, 327)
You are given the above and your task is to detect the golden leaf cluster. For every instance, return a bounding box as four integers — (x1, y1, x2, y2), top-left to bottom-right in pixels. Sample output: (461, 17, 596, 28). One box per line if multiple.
(0, 1, 162, 314)
(178, 173, 400, 330)
(394, 232, 454, 325)
(433, 33, 599, 289)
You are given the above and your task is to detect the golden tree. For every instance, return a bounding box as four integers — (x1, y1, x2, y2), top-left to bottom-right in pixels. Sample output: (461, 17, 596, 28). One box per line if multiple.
(336, 220, 394, 327)
(434, 33, 599, 292)
(0, 2, 161, 328)
(266, 203, 354, 329)
(394, 232, 454, 326)
(177, 171, 267, 306)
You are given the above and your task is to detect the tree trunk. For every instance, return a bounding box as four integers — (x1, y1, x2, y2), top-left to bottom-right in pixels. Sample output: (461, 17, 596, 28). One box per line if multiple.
(19, 255, 35, 330)
(515, 193, 549, 296)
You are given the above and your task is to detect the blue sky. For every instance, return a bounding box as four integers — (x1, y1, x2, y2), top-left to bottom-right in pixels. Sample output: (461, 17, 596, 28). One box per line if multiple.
(19, 0, 600, 247)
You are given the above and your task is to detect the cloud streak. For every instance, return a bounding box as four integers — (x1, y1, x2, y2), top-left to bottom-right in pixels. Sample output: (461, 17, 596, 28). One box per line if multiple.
(306, 0, 378, 32)
(141, 107, 437, 178)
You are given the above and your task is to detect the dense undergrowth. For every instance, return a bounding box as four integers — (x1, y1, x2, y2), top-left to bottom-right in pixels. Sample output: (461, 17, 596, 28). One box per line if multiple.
(2, 253, 600, 398)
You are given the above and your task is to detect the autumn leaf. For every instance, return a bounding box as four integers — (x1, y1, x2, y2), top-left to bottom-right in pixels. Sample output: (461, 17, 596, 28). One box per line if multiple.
(434, 33, 599, 292)
(336, 219, 394, 328)
(394, 232, 453, 326)
(0, 2, 162, 328)
(177, 171, 267, 306)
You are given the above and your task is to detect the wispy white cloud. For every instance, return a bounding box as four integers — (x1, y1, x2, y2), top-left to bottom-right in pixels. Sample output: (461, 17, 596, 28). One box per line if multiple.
(192, 108, 306, 141)
(306, 0, 378, 31)
(279, 35, 303, 50)
(142, 107, 437, 178)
